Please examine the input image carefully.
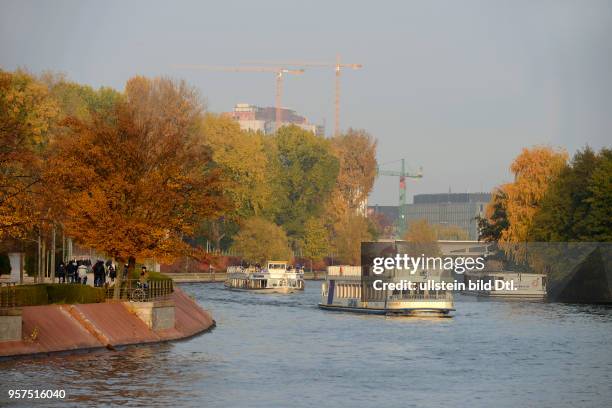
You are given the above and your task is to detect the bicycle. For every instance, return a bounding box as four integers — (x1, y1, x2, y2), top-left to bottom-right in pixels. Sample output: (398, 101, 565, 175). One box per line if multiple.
(130, 281, 148, 302)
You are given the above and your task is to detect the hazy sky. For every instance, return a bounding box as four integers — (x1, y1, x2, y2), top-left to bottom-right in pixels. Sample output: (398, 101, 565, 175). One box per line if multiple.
(1, 0, 610, 205)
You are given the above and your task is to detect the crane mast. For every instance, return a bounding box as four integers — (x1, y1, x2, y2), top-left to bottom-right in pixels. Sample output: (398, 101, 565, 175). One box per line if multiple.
(173, 64, 303, 131)
(377, 158, 423, 237)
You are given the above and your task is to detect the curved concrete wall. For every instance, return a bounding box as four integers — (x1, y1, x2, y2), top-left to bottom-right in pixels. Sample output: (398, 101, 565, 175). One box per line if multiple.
(0, 288, 214, 358)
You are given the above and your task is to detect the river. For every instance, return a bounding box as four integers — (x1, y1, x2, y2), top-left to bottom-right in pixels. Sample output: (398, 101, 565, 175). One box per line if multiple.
(1, 282, 611, 407)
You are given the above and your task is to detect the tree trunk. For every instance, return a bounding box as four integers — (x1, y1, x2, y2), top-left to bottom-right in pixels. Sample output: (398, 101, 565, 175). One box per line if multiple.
(128, 256, 136, 277)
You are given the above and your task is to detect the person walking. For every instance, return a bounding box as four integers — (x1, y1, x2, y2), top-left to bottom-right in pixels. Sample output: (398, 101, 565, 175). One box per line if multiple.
(77, 262, 88, 285)
(56, 261, 66, 283)
(67, 260, 77, 283)
(139, 266, 149, 289)
(108, 263, 116, 283)
(93, 259, 105, 287)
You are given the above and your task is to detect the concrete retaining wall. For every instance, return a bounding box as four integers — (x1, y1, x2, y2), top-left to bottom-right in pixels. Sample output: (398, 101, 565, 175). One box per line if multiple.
(0, 288, 214, 358)
(0, 308, 22, 342)
(124, 300, 176, 331)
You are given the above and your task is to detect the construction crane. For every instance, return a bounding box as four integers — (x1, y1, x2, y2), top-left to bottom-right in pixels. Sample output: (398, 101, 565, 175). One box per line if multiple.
(174, 65, 304, 131)
(377, 159, 423, 237)
(244, 55, 362, 135)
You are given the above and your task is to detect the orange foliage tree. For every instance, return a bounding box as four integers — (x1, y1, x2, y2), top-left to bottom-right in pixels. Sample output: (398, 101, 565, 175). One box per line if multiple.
(499, 146, 568, 261)
(325, 129, 378, 263)
(45, 76, 228, 268)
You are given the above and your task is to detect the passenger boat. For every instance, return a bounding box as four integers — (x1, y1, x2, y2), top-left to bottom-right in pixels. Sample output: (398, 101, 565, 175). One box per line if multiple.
(225, 261, 304, 293)
(463, 271, 547, 300)
(318, 266, 454, 317)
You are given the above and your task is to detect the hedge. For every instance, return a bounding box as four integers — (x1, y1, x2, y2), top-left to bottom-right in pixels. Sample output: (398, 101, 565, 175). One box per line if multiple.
(0, 284, 106, 307)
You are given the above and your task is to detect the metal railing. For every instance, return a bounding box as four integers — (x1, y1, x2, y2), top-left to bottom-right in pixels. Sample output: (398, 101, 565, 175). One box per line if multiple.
(106, 279, 174, 302)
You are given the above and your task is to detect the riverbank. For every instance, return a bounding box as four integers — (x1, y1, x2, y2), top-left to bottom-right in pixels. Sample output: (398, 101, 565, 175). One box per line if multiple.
(0, 287, 214, 358)
(164, 271, 325, 283)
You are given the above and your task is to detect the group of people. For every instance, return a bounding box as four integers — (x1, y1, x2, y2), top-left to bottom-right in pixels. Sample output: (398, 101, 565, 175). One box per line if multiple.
(55, 259, 118, 287)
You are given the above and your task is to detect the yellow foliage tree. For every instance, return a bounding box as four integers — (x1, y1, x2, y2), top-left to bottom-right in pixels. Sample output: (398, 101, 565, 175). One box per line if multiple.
(202, 114, 270, 218)
(500, 146, 568, 261)
(0, 69, 59, 239)
(231, 217, 292, 264)
(403, 219, 442, 256)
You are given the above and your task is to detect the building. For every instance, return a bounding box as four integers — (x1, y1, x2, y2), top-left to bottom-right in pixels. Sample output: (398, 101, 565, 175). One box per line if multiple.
(223, 103, 324, 136)
(369, 192, 491, 240)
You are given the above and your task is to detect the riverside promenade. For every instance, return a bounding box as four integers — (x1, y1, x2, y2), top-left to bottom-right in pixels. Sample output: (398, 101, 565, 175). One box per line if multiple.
(0, 288, 214, 358)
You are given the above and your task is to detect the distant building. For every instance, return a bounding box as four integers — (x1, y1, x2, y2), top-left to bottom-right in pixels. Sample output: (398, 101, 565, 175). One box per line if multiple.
(369, 192, 491, 240)
(223, 103, 324, 136)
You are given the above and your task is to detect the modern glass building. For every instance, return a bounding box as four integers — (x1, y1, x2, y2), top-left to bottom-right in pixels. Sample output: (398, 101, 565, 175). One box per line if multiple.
(369, 193, 491, 240)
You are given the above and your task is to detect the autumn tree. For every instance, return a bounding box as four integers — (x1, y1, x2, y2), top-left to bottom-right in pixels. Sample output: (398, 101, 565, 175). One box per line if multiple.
(369, 211, 395, 239)
(402, 219, 441, 256)
(0, 69, 59, 239)
(319, 129, 378, 263)
(301, 218, 330, 265)
(434, 223, 469, 240)
(231, 217, 292, 264)
(198, 114, 270, 250)
(330, 129, 377, 210)
(333, 214, 372, 265)
(497, 146, 568, 261)
(501, 146, 567, 242)
(46, 76, 227, 270)
(41, 71, 122, 122)
(325, 129, 377, 235)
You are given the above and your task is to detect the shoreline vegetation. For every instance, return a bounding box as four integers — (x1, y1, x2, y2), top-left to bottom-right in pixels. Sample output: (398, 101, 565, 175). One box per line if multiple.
(0, 68, 610, 301)
(0, 68, 378, 280)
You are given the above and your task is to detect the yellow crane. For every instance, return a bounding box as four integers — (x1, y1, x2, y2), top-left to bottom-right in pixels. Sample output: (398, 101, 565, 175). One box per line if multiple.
(246, 55, 362, 135)
(174, 64, 304, 131)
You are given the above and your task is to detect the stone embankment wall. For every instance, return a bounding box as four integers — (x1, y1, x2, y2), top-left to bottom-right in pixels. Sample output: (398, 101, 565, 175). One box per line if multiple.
(0, 288, 214, 358)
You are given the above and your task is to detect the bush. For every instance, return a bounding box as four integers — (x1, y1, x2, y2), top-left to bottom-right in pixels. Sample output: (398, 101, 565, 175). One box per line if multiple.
(46, 284, 105, 304)
(0, 284, 106, 307)
(129, 266, 171, 281)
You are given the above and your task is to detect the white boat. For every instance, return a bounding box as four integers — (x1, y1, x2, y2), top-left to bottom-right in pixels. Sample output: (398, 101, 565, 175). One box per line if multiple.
(225, 261, 304, 293)
(318, 266, 454, 317)
(463, 271, 547, 300)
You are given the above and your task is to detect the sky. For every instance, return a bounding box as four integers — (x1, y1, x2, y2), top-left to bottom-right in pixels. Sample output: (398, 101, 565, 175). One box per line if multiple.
(1, 0, 611, 205)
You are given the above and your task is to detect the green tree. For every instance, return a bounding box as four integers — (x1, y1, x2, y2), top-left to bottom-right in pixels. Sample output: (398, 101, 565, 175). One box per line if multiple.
(477, 187, 509, 242)
(271, 126, 339, 244)
(583, 149, 612, 241)
(198, 114, 271, 250)
(231, 217, 292, 264)
(301, 218, 329, 263)
(41, 71, 121, 123)
(202, 113, 270, 219)
(530, 147, 612, 242)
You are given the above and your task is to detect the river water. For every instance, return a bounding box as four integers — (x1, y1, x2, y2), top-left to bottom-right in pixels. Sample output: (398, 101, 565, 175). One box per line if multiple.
(1, 282, 611, 407)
